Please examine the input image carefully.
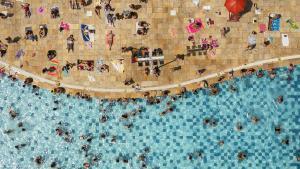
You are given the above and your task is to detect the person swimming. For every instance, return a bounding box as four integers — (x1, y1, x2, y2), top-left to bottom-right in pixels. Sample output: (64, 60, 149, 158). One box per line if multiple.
(15, 143, 27, 150)
(235, 122, 243, 131)
(9, 108, 18, 119)
(275, 125, 282, 134)
(281, 138, 289, 145)
(203, 118, 211, 125)
(100, 115, 108, 123)
(83, 162, 90, 169)
(50, 161, 57, 168)
(55, 128, 64, 136)
(251, 116, 259, 124)
(218, 140, 224, 146)
(4, 129, 14, 134)
(277, 96, 283, 103)
(35, 156, 44, 165)
(17, 122, 23, 127)
(237, 152, 247, 161)
(111, 135, 117, 143)
(100, 132, 107, 139)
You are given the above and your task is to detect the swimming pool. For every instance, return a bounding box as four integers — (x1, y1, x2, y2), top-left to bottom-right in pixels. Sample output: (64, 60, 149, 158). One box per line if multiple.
(0, 66, 299, 169)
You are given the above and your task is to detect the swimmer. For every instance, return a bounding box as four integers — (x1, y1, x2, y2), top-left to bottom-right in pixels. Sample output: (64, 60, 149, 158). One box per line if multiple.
(100, 133, 107, 139)
(229, 85, 237, 92)
(144, 147, 150, 153)
(237, 152, 247, 161)
(209, 119, 217, 127)
(288, 63, 295, 72)
(100, 115, 108, 123)
(218, 140, 224, 146)
(18, 122, 23, 127)
(203, 118, 211, 125)
(124, 123, 133, 129)
(9, 108, 18, 119)
(235, 122, 243, 131)
(111, 135, 117, 143)
(35, 156, 44, 165)
(50, 161, 57, 168)
(86, 136, 93, 143)
(210, 87, 219, 95)
(83, 162, 90, 169)
(251, 116, 259, 124)
(256, 70, 264, 78)
(160, 111, 167, 116)
(4, 129, 14, 134)
(121, 113, 129, 119)
(277, 96, 283, 103)
(80, 135, 87, 140)
(81, 144, 90, 152)
(15, 143, 27, 150)
(138, 154, 146, 161)
(55, 128, 64, 136)
(194, 151, 203, 158)
(281, 138, 289, 145)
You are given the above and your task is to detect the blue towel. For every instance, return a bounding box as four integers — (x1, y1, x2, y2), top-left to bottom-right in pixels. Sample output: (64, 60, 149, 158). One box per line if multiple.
(80, 24, 90, 42)
(271, 18, 280, 31)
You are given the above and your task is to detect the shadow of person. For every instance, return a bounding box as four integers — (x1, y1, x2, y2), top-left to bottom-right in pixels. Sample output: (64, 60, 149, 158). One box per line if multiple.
(240, 0, 253, 17)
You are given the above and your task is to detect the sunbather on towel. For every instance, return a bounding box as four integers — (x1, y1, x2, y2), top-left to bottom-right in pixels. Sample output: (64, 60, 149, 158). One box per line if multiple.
(106, 30, 115, 50)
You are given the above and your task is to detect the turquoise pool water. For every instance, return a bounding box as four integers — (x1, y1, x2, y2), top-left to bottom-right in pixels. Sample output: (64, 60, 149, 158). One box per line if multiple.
(0, 66, 299, 169)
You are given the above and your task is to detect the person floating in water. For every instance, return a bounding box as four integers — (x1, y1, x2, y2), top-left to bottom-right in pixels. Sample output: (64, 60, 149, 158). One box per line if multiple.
(251, 116, 259, 124)
(237, 152, 247, 161)
(8, 107, 18, 119)
(275, 125, 282, 134)
(235, 122, 243, 131)
(277, 96, 283, 103)
(34, 156, 44, 165)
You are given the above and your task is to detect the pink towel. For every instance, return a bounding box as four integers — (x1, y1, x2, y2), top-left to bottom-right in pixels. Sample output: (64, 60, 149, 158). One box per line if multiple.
(186, 18, 204, 33)
(37, 7, 45, 14)
(259, 24, 266, 33)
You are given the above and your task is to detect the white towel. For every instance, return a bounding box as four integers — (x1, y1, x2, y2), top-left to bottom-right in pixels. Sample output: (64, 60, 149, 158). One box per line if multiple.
(281, 34, 289, 47)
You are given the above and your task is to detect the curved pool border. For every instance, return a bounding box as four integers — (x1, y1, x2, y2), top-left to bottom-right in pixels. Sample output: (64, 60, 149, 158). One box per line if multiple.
(0, 55, 300, 94)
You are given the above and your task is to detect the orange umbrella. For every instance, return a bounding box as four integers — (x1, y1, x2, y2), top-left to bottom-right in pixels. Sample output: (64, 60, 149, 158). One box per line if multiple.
(225, 0, 246, 15)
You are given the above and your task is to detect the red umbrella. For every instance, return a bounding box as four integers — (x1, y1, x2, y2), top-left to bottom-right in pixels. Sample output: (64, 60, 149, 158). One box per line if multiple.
(225, 0, 246, 15)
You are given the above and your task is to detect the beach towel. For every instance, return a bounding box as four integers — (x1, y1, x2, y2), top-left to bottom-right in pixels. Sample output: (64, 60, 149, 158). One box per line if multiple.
(281, 34, 289, 47)
(96, 59, 104, 73)
(286, 19, 299, 30)
(77, 60, 94, 71)
(48, 59, 59, 77)
(269, 14, 281, 31)
(37, 7, 45, 14)
(81, 24, 90, 42)
(111, 59, 124, 73)
(60, 21, 70, 31)
(259, 24, 266, 33)
(186, 18, 204, 33)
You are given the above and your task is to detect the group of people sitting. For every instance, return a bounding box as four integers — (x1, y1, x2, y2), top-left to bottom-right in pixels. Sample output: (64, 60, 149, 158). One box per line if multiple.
(25, 29, 38, 41)
(50, 6, 60, 18)
(136, 21, 150, 35)
(94, 1, 145, 27)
